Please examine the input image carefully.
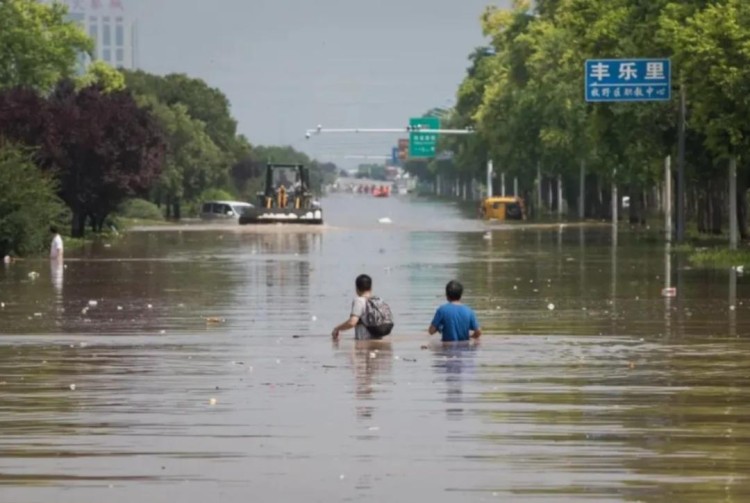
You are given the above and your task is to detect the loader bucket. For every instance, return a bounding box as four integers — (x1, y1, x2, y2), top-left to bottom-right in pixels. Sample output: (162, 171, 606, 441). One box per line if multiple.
(239, 207, 323, 225)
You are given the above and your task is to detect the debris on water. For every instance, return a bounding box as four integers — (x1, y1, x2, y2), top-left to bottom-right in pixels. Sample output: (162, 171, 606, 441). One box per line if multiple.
(81, 307, 89, 315)
(147, 304, 153, 309)
(547, 303, 556, 311)
(276, 359, 281, 364)
(311, 315, 317, 321)
(205, 317, 225, 324)
(339, 474, 345, 480)
(378, 217, 392, 224)
(159, 330, 166, 334)
(513, 285, 518, 290)
(661, 287, 677, 297)
(420, 345, 428, 350)
(369, 352, 377, 359)
(732, 265, 744, 274)
(88, 300, 98, 307)
(69, 384, 76, 391)
(730, 305, 736, 311)
(483, 232, 491, 240)
(33, 312, 42, 317)
(117, 306, 123, 311)
(209, 398, 217, 406)
(393, 355, 400, 360)
(368, 426, 380, 431)
(28, 271, 39, 280)
(292, 335, 303, 339)
(0, 302, 4, 308)
(402, 358, 417, 362)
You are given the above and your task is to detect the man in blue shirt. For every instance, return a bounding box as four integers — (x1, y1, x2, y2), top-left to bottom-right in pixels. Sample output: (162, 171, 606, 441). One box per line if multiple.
(428, 280, 482, 342)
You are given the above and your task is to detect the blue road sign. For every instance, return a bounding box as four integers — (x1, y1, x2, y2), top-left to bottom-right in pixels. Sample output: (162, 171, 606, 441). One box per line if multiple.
(391, 147, 399, 165)
(585, 59, 671, 102)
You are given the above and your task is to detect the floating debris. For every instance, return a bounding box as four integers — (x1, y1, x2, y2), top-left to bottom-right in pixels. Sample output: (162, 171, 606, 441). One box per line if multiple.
(547, 303, 556, 311)
(147, 304, 153, 309)
(661, 287, 677, 298)
(205, 317, 226, 324)
(209, 398, 217, 406)
(28, 271, 39, 280)
(69, 384, 76, 391)
(311, 315, 317, 322)
(88, 300, 98, 307)
(378, 217, 392, 224)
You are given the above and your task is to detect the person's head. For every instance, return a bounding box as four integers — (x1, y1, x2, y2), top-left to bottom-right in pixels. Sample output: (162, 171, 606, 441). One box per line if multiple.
(446, 280, 463, 302)
(355, 274, 372, 295)
(49, 225, 59, 235)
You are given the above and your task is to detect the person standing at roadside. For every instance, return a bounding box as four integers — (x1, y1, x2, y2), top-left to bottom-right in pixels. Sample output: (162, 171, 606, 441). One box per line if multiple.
(49, 226, 63, 261)
(428, 280, 481, 342)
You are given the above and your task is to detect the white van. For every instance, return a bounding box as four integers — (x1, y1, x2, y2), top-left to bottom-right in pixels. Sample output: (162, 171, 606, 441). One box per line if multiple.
(200, 201, 253, 220)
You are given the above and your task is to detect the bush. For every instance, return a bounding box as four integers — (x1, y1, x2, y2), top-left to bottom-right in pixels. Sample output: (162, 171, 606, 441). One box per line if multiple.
(0, 145, 67, 257)
(117, 198, 164, 221)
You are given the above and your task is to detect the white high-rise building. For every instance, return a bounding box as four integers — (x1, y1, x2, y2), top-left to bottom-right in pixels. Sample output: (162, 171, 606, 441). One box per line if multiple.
(56, 0, 138, 70)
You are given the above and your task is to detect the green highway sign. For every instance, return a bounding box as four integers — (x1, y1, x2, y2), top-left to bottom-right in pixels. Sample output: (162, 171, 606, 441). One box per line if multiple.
(409, 117, 440, 158)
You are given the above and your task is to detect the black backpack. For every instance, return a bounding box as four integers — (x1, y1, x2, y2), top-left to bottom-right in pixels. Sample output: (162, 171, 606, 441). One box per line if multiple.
(361, 296, 394, 337)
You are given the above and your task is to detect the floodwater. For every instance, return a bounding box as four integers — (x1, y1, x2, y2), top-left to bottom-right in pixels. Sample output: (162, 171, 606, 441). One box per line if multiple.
(1, 194, 749, 502)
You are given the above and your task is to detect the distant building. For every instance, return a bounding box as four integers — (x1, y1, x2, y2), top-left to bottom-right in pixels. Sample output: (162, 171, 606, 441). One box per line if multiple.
(55, 0, 138, 70)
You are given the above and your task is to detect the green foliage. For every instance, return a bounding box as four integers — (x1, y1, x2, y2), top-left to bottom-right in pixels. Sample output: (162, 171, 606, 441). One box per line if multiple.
(0, 0, 93, 91)
(76, 61, 125, 93)
(689, 248, 750, 269)
(117, 198, 164, 221)
(0, 144, 67, 257)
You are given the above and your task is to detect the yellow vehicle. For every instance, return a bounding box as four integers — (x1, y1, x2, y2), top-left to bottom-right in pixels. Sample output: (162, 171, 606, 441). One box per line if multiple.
(481, 196, 526, 221)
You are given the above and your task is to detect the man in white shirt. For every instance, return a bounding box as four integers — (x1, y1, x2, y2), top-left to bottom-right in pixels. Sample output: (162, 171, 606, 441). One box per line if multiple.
(50, 226, 63, 261)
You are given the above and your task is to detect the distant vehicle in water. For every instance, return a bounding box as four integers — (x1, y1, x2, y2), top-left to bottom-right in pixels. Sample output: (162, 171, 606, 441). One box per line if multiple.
(480, 196, 526, 221)
(200, 201, 254, 220)
(239, 163, 323, 225)
(372, 185, 390, 198)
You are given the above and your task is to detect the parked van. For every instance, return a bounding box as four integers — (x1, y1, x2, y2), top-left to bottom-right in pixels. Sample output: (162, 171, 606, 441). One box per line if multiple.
(200, 201, 253, 220)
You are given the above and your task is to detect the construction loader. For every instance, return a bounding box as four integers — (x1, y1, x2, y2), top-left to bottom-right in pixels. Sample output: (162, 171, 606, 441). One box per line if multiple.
(239, 163, 323, 225)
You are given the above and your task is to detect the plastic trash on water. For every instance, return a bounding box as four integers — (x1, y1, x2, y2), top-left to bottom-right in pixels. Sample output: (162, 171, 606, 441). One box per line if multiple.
(88, 300, 98, 307)
(378, 217, 392, 224)
(661, 287, 677, 297)
(209, 398, 217, 405)
(69, 384, 76, 391)
(547, 303, 555, 311)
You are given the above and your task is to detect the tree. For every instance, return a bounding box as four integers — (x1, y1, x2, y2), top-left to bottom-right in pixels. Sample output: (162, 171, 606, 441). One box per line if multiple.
(76, 61, 126, 93)
(0, 82, 166, 237)
(0, 144, 67, 257)
(139, 96, 225, 219)
(0, 0, 92, 91)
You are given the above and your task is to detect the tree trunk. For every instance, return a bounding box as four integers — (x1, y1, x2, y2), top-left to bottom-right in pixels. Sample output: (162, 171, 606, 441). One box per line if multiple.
(738, 186, 748, 241)
(173, 200, 181, 221)
(71, 209, 86, 238)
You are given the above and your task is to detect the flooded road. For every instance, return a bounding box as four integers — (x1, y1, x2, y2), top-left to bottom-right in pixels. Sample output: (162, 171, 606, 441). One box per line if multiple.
(1, 194, 749, 502)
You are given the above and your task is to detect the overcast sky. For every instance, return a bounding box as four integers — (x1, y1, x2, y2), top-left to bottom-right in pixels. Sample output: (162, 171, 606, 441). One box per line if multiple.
(126, 0, 510, 167)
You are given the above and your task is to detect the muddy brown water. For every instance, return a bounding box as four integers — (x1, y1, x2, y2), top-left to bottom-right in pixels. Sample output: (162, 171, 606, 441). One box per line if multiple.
(1, 194, 749, 502)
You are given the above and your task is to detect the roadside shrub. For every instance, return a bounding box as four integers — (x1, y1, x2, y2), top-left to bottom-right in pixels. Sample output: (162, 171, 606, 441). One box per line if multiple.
(117, 198, 164, 221)
(0, 145, 67, 257)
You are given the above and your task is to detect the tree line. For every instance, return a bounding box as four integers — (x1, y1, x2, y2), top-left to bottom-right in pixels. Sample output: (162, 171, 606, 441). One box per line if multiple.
(0, 0, 335, 257)
(406, 0, 749, 237)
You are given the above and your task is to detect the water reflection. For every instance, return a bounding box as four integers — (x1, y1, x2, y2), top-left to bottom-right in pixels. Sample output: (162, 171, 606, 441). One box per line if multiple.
(1, 195, 750, 501)
(431, 342, 478, 420)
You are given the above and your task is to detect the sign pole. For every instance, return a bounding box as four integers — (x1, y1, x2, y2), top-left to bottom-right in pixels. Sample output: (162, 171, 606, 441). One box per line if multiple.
(676, 84, 687, 243)
(557, 174, 564, 218)
(536, 162, 542, 215)
(665, 155, 672, 243)
(514, 177, 519, 197)
(501, 172, 506, 197)
(612, 168, 618, 245)
(579, 159, 586, 219)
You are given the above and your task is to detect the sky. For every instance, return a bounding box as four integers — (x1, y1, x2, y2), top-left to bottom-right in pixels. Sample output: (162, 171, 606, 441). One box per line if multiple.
(124, 0, 511, 168)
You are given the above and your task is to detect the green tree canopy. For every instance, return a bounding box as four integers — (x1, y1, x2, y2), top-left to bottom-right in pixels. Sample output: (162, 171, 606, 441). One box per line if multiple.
(0, 0, 92, 91)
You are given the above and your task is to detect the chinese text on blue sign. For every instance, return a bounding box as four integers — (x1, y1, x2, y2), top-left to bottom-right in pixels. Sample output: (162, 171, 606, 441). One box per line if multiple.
(585, 59, 671, 102)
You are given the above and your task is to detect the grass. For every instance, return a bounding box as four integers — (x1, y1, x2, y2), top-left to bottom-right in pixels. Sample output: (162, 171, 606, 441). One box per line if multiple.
(688, 248, 750, 269)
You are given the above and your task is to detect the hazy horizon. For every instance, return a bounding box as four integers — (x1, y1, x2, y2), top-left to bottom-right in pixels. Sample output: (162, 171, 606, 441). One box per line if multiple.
(124, 0, 510, 168)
